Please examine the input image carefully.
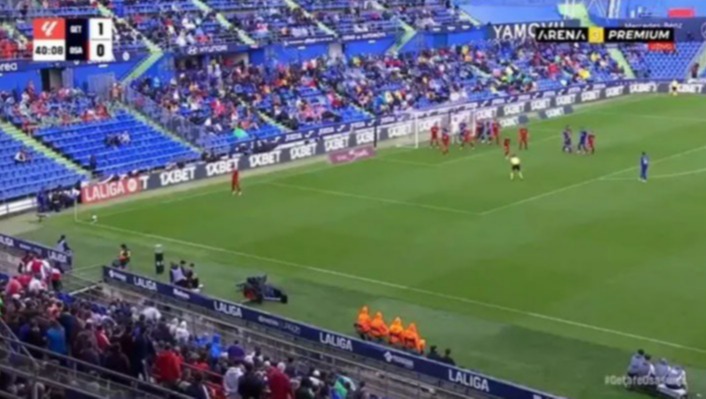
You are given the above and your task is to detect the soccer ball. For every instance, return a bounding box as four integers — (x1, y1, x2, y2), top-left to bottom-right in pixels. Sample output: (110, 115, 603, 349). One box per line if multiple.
(91, 214, 98, 223)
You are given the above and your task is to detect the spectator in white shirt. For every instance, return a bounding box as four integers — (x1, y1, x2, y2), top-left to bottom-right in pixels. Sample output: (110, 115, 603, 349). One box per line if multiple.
(14, 148, 29, 164)
(175, 321, 190, 344)
(141, 305, 162, 322)
(223, 363, 244, 399)
(28, 274, 47, 294)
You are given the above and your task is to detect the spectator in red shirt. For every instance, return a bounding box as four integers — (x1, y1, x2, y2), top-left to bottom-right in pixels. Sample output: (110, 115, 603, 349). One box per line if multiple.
(267, 365, 293, 399)
(95, 325, 111, 352)
(5, 276, 23, 296)
(154, 344, 183, 387)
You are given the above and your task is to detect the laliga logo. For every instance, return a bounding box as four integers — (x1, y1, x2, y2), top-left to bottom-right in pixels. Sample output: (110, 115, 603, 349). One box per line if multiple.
(701, 22, 706, 40)
(41, 20, 59, 37)
(0, 235, 14, 247)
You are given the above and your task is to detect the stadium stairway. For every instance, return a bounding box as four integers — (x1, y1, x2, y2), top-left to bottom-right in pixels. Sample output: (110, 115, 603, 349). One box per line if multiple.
(190, 0, 257, 46)
(94, 2, 165, 83)
(0, 120, 88, 176)
(558, 2, 635, 79)
(282, 0, 337, 37)
(692, 42, 706, 77)
(118, 105, 202, 154)
(368, 0, 416, 54)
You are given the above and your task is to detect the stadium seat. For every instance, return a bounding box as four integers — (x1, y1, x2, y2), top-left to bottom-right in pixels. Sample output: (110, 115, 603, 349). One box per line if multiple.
(622, 42, 703, 79)
(0, 128, 85, 201)
(33, 110, 200, 176)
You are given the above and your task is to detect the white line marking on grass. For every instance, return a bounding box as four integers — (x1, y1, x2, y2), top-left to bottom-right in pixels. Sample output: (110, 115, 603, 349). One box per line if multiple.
(77, 220, 706, 355)
(480, 144, 706, 216)
(268, 182, 479, 217)
(602, 167, 706, 181)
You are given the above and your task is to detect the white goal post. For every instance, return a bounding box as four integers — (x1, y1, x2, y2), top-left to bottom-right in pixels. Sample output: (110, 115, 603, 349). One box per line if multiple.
(383, 105, 489, 149)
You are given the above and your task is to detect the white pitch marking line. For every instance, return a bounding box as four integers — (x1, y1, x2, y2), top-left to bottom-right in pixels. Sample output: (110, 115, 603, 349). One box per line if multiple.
(77, 219, 706, 355)
(479, 144, 706, 216)
(268, 181, 478, 217)
(603, 167, 706, 181)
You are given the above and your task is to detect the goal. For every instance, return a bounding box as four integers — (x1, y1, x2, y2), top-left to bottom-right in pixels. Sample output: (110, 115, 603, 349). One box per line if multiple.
(386, 108, 478, 149)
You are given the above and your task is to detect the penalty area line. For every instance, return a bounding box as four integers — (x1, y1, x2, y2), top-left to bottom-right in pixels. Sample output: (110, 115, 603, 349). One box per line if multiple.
(480, 144, 706, 216)
(77, 219, 706, 356)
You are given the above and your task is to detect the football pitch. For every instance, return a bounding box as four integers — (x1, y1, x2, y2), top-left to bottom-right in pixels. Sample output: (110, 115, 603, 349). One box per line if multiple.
(11, 94, 706, 398)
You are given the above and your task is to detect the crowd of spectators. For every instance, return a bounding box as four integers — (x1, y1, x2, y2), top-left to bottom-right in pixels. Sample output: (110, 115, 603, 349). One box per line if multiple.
(228, 7, 331, 44)
(1, 84, 112, 134)
(377, 0, 464, 30)
(128, 10, 240, 49)
(0, 27, 30, 60)
(1, 266, 374, 399)
(132, 60, 271, 138)
(132, 40, 625, 138)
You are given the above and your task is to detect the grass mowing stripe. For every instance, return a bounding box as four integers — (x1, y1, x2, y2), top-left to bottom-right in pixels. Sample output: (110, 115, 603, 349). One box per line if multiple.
(479, 143, 706, 216)
(267, 181, 480, 217)
(75, 218, 706, 356)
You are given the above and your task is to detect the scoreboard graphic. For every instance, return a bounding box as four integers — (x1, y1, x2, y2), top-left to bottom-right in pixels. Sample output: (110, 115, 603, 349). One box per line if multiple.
(33, 18, 114, 62)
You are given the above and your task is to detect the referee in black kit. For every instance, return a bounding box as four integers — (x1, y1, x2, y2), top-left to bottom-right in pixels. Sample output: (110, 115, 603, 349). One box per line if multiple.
(509, 154, 523, 181)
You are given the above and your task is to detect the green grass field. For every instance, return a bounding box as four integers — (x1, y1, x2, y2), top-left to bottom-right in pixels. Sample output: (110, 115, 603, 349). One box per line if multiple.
(12, 94, 706, 399)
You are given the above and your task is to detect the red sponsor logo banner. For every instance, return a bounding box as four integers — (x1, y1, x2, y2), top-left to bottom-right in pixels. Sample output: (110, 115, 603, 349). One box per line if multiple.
(328, 145, 376, 165)
(648, 42, 675, 52)
(81, 177, 143, 204)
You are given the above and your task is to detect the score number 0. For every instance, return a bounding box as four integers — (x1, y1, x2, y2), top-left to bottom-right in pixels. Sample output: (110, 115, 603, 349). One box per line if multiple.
(89, 18, 114, 62)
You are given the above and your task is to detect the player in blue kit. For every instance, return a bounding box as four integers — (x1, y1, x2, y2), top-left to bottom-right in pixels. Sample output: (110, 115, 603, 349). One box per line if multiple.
(562, 126, 573, 153)
(640, 152, 649, 182)
(577, 129, 588, 154)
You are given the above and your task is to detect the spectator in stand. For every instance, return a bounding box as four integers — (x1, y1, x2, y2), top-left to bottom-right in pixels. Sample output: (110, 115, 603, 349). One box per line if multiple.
(268, 365, 293, 399)
(187, 372, 212, 399)
(238, 362, 265, 399)
(14, 147, 29, 164)
(295, 377, 315, 399)
(154, 343, 183, 388)
(103, 343, 131, 381)
(227, 340, 246, 362)
(45, 319, 68, 359)
(223, 362, 244, 399)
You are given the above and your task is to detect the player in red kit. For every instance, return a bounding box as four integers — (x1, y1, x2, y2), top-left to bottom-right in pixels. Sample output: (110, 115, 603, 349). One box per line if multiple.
(503, 138, 511, 158)
(441, 129, 450, 154)
(518, 126, 529, 150)
(587, 133, 595, 154)
(231, 166, 242, 196)
(492, 119, 500, 145)
(430, 123, 440, 147)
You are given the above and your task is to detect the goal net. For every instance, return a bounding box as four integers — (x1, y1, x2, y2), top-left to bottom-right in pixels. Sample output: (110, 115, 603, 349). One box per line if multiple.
(383, 106, 479, 149)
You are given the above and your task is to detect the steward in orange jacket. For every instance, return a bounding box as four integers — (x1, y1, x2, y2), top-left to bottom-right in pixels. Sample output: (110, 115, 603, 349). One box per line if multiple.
(416, 338, 426, 355)
(369, 312, 389, 341)
(388, 317, 404, 346)
(402, 323, 420, 351)
(354, 306, 371, 339)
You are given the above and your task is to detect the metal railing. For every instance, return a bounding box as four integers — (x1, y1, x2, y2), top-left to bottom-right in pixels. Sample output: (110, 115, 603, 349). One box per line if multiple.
(0, 333, 191, 399)
(89, 282, 483, 399)
(123, 85, 209, 149)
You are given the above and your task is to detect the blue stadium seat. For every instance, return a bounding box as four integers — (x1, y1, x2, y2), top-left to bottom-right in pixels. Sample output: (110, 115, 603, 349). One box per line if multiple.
(33, 110, 200, 176)
(0, 129, 85, 201)
(622, 42, 703, 79)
